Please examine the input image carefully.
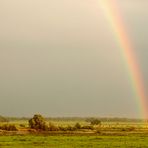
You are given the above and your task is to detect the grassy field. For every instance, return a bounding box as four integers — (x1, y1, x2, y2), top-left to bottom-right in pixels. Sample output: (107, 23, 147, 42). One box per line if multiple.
(1, 134, 148, 148)
(1, 117, 148, 147)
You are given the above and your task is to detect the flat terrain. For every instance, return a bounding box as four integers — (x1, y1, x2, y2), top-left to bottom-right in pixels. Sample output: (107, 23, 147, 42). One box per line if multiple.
(1, 118, 148, 147)
(1, 134, 148, 148)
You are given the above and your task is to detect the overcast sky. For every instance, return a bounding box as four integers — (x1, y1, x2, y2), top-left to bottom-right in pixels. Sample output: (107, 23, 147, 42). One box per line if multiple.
(0, 0, 148, 118)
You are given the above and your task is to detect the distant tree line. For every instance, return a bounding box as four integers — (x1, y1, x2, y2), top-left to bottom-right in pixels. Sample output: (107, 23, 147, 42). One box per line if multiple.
(2, 116, 145, 123)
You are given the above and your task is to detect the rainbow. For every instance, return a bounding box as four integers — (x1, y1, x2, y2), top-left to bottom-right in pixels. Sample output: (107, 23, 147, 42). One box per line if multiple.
(98, 0, 147, 118)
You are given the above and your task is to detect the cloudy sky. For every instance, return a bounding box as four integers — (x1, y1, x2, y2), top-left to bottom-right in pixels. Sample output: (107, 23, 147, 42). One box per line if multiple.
(0, 0, 148, 118)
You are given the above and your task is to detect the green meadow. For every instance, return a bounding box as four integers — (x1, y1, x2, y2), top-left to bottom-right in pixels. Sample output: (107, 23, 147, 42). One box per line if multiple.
(1, 116, 148, 148)
(1, 135, 148, 148)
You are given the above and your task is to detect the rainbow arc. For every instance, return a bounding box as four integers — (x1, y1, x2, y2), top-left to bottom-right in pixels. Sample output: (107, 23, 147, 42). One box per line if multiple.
(98, 0, 147, 118)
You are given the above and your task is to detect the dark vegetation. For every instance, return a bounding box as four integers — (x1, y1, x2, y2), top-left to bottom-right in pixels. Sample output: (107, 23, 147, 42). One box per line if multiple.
(29, 114, 48, 131)
(86, 118, 101, 125)
(1, 114, 148, 148)
(28, 114, 96, 132)
(0, 124, 17, 131)
(0, 114, 98, 132)
(0, 114, 146, 133)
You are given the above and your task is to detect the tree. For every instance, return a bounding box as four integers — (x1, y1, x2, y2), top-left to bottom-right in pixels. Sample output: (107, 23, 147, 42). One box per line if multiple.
(28, 114, 48, 131)
(74, 122, 81, 129)
(90, 118, 101, 125)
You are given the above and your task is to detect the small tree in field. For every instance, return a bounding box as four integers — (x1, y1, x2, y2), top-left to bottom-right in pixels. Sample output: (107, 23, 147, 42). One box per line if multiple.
(29, 114, 48, 131)
(74, 123, 81, 129)
(89, 118, 101, 126)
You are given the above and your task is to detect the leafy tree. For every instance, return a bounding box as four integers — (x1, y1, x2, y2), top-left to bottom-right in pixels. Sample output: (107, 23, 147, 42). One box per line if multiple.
(28, 114, 48, 131)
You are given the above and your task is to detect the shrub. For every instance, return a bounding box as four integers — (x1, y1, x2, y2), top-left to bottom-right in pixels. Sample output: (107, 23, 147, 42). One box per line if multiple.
(66, 125, 76, 131)
(95, 129, 101, 134)
(0, 124, 17, 131)
(19, 124, 26, 128)
(58, 125, 78, 131)
(128, 126, 136, 131)
(58, 126, 67, 131)
(48, 122, 59, 131)
(121, 126, 135, 132)
(81, 125, 94, 130)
